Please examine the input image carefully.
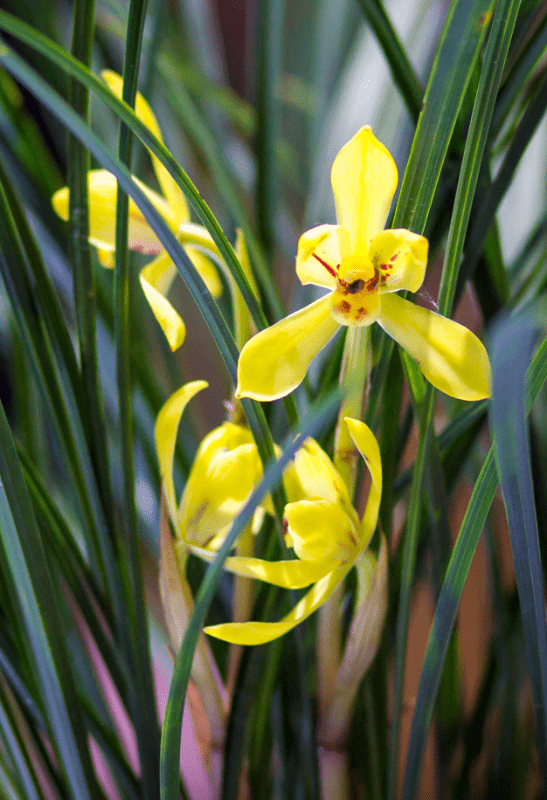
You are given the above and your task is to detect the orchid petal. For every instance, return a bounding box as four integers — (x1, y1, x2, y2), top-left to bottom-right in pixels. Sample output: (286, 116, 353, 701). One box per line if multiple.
(179, 424, 262, 546)
(184, 247, 223, 298)
(293, 438, 352, 508)
(140, 254, 185, 351)
(331, 126, 398, 253)
(101, 70, 190, 224)
(370, 229, 428, 294)
(236, 295, 339, 401)
(284, 499, 360, 565)
(379, 293, 491, 400)
(204, 563, 351, 645)
(155, 381, 208, 527)
(187, 545, 333, 589)
(296, 225, 349, 289)
(344, 418, 382, 547)
(52, 169, 177, 254)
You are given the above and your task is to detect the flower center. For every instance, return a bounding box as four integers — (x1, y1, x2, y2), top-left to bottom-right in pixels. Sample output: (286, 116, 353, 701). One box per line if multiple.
(330, 254, 381, 326)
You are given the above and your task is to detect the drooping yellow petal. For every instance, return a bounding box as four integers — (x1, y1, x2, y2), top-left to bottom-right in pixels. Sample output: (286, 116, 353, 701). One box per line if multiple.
(52, 169, 178, 253)
(236, 295, 339, 401)
(296, 224, 350, 289)
(379, 293, 491, 400)
(369, 229, 428, 294)
(284, 499, 360, 565)
(97, 248, 115, 268)
(344, 418, 382, 546)
(204, 563, 351, 645)
(187, 545, 333, 589)
(331, 126, 398, 253)
(101, 70, 190, 225)
(140, 254, 185, 350)
(155, 380, 209, 526)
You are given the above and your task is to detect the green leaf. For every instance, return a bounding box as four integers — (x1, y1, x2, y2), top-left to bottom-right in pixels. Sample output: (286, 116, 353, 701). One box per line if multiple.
(491, 308, 547, 788)
(354, 0, 423, 121)
(0, 399, 95, 800)
(393, 0, 494, 233)
(401, 331, 547, 800)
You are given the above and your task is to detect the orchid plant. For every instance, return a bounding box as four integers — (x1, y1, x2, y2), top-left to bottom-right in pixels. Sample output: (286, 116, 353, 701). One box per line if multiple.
(1, 2, 544, 800)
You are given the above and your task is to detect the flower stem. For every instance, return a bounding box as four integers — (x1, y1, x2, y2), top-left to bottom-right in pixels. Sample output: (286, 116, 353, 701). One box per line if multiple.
(334, 325, 371, 494)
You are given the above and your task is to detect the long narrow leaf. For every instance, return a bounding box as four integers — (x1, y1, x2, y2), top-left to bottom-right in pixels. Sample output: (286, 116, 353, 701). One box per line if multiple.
(491, 309, 547, 788)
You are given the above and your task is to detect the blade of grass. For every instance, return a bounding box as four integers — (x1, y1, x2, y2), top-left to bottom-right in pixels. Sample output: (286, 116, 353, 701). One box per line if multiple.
(255, 0, 283, 259)
(113, 3, 162, 798)
(491, 309, 547, 788)
(67, 0, 115, 538)
(458, 68, 547, 294)
(0, 173, 123, 622)
(160, 389, 340, 800)
(0, 399, 96, 800)
(391, 0, 522, 791)
(401, 331, 547, 800)
(354, 0, 422, 121)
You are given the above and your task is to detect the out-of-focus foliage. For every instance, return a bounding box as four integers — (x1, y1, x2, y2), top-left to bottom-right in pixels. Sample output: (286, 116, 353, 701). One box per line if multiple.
(0, 0, 546, 799)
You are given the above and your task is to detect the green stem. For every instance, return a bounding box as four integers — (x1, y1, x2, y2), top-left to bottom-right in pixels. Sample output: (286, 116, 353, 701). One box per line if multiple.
(334, 326, 371, 493)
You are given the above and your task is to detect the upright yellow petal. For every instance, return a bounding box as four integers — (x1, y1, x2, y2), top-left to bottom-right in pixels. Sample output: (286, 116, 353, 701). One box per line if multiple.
(369, 229, 428, 294)
(101, 70, 190, 225)
(331, 127, 398, 253)
(344, 418, 382, 546)
(293, 438, 353, 512)
(379, 293, 491, 400)
(140, 254, 185, 351)
(296, 224, 349, 289)
(52, 169, 177, 253)
(155, 381, 208, 526)
(204, 563, 351, 645)
(236, 295, 339, 401)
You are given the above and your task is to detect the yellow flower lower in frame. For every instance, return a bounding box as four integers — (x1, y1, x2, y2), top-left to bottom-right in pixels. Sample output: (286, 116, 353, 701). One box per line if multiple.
(52, 71, 222, 351)
(202, 418, 382, 646)
(156, 381, 265, 555)
(236, 126, 491, 402)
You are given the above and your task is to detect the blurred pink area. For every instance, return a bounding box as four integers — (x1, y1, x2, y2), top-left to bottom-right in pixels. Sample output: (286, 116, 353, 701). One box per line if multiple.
(78, 604, 212, 800)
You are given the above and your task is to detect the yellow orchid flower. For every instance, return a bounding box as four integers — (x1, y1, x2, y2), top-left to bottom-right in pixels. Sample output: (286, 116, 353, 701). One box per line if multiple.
(156, 381, 266, 556)
(52, 71, 222, 351)
(202, 418, 382, 646)
(236, 126, 491, 402)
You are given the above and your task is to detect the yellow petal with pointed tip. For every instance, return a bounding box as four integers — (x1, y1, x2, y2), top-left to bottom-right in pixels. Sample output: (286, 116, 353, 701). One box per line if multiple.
(140, 257, 185, 350)
(379, 293, 491, 400)
(52, 169, 177, 252)
(344, 418, 382, 545)
(187, 545, 332, 589)
(296, 224, 349, 289)
(155, 381, 208, 527)
(204, 563, 351, 645)
(370, 229, 428, 294)
(101, 70, 190, 224)
(236, 295, 339, 401)
(331, 127, 398, 252)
